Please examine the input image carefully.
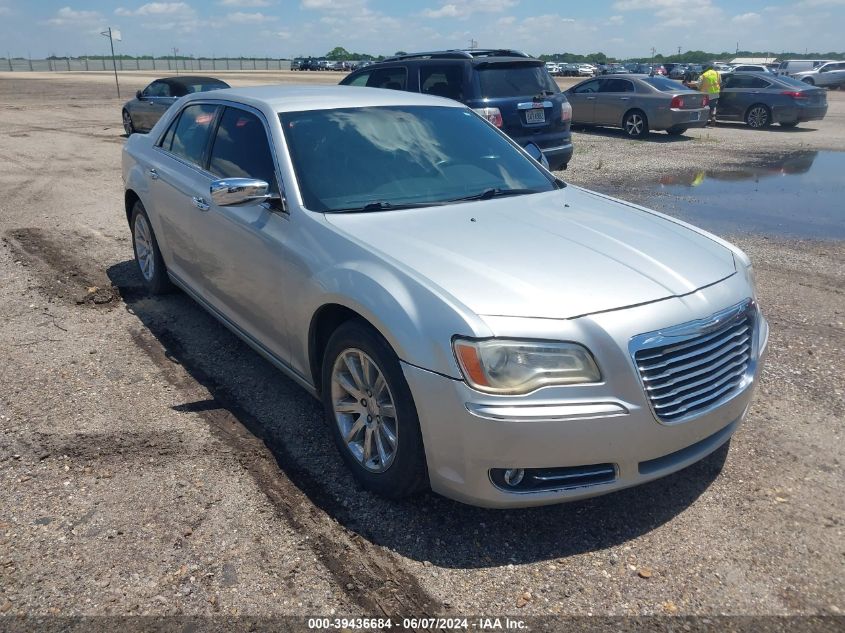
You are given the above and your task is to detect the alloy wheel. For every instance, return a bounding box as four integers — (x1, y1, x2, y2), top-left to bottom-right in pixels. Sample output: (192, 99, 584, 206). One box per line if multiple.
(625, 113, 644, 137)
(331, 348, 399, 473)
(133, 214, 155, 282)
(747, 106, 769, 128)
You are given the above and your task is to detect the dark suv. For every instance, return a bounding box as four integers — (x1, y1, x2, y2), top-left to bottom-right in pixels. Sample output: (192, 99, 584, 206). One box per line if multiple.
(339, 49, 573, 170)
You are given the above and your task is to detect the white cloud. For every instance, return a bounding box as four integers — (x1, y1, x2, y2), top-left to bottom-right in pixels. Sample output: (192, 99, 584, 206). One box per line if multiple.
(226, 11, 274, 23)
(47, 6, 103, 26)
(301, 0, 366, 10)
(115, 2, 195, 17)
(0, 6, 11, 16)
(613, 0, 721, 27)
(797, 0, 845, 5)
(218, 0, 271, 6)
(731, 12, 761, 24)
(420, 0, 518, 19)
(608, 14, 624, 24)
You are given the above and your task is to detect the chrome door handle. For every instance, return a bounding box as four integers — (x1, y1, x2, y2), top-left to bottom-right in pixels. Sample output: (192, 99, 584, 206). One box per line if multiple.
(586, 96, 596, 100)
(149, 168, 159, 180)
(192, 196, 210, 211)
(619, 97, 630, 100)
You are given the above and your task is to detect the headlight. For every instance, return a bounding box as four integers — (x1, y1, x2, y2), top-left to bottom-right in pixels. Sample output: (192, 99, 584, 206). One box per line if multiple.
(734, 252, 757, 300)
(453, 338, 601, 395)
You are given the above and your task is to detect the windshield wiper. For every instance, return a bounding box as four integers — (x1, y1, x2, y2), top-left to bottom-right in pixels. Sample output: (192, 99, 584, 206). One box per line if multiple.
(331, 201, 433, 213)
(448, 188, 543, 203)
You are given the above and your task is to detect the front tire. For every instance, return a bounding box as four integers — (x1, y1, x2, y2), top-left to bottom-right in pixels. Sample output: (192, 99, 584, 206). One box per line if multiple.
(802, 77, 814, 85)
(666, 126, 688, 136)
(745, 104, 771, 129)
(622, 110, 649, 138)
(122, 109, 136, 135)
(131, 202, 172, 294)
(322, 321, 427, 498)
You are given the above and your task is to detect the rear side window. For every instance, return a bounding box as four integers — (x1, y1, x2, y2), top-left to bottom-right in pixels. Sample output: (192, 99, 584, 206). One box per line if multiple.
(167, 104, 218, 167)
(641, 76, 688, 92)
(208, 107, 277, 191)
(600, 78, 634, 93)
(476, 63, 558, 98)
(345, 72, 370, 86)
(420, 65, 464, 101)
(366, 67, 407, 90)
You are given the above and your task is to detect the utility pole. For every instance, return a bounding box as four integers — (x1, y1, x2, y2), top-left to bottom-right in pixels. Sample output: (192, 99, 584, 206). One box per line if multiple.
(468, 38, 477, 50)
(677, 46, 681, 56)
(172, 47, 179, 75)
(100, 27, 121, 98)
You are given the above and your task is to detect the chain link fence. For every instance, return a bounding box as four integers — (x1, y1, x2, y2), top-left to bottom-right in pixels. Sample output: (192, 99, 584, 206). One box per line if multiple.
(3, 58, 293, 72)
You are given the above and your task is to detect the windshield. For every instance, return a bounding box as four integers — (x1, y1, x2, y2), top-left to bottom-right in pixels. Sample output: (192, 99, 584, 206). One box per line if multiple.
(280, 106, 556, 213)
(476, 63, 559, 98)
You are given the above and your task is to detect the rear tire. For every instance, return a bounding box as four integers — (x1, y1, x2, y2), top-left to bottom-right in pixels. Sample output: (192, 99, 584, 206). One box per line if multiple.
(622, 110, 649, 138)
(321, 321, 428, 499)
(130, 201, 173, 294)
(745, 104, 771, 129)
(666, 126, 688, 136)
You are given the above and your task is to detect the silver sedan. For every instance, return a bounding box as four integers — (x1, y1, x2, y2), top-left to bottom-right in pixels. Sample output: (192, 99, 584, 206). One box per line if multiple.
(566, 74, 710, 138)
(122, 85, 767, 508)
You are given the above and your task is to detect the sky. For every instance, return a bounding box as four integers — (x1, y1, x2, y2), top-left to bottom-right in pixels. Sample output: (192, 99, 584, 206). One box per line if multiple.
(0, 0, 843, 59)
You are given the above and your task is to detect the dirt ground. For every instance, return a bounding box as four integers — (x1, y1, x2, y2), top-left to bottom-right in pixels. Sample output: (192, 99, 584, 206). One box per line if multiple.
(0, 71, 843, 625)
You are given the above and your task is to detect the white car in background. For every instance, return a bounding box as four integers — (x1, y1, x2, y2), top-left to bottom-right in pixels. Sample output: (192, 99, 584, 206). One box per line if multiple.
(577, 64, 596, 77)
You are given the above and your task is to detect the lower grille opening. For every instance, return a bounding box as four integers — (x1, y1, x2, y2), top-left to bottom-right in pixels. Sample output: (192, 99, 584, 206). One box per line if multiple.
(490, 464, 616, 493)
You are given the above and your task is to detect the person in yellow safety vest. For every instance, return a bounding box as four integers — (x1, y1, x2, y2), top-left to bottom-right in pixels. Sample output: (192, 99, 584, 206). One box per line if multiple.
(698, 65, 721, 125)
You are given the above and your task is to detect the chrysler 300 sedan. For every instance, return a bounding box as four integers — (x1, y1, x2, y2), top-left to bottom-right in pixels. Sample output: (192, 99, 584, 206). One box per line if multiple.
(122, 85, 768, 508)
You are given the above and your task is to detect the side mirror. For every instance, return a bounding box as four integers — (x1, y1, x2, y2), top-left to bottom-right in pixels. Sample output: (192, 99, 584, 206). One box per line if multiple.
(523, 142, 550, 170)
(210, 178, 277, 207)
(136, 90, 144, 100)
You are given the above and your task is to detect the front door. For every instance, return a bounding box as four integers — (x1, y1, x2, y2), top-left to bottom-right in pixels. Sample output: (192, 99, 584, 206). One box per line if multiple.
(186, 105, 294, 362)
(594, 77, 636, 126)
(566, 79, 600, 124)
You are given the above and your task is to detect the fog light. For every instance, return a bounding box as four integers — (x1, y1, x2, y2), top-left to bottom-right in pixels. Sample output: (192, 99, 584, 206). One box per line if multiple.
(502, 468, 525, 487)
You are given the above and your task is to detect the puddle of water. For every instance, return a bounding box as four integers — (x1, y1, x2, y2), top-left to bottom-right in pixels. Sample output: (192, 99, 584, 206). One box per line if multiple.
(615, 150, 844, 240)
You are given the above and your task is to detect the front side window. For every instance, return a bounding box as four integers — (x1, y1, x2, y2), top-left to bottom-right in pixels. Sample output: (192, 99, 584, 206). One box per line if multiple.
(144, 81, 170, 97)
(573, 79, 600, 94)
(345, 72, 370, 86)
(477, 63, 558, 98)
(366, 67, 407, 90)
(280, 106, 555, 213)
(209, 107, 277, 191)
(168, 104, 218, 167)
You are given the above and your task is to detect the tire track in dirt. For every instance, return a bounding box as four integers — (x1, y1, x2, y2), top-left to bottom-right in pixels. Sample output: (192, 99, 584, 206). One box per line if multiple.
(5, 226, 441, 620)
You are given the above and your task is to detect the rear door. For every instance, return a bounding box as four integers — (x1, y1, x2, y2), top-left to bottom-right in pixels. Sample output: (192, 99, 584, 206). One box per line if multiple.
(594, 77, 635, 126)
(565, 79, 600, 123)
(149, 103, 220, 291)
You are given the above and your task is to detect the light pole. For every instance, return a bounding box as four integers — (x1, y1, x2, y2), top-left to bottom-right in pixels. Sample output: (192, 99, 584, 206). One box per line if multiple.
(100, 27, 121, 98)
(172, 47, 179, 75)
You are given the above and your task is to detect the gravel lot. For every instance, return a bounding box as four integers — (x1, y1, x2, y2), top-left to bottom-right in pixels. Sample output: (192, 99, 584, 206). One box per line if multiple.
(0, 71, 843, 624)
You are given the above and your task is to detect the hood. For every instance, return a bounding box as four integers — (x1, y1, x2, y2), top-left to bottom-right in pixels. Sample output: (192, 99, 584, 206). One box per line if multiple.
(325, 187, 736, 320)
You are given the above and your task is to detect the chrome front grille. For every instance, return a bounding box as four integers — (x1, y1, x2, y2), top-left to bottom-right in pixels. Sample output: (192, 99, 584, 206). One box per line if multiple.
(632, 300, 756, 423)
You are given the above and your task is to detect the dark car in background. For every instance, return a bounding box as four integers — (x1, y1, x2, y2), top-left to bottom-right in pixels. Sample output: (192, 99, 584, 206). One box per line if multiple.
(122, 76, 229, 134)
(566, 74, 709, 138)
(339, 49, 573, 170)
(717, 72, 828, 128)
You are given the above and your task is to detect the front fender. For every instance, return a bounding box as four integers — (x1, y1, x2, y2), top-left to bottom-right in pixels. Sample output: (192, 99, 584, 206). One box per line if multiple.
(293, 259, 493, 382)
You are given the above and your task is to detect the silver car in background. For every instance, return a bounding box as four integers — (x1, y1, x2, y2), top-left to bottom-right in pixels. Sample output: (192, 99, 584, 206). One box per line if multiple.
(566, 74, 710, 138)
(791, 61, 845, 88)
(122, 85, 767, 508)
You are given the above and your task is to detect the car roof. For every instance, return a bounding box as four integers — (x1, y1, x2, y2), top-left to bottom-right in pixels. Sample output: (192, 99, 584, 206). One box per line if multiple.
(181, 84, 466, 113)
(159, 76, 227, 86)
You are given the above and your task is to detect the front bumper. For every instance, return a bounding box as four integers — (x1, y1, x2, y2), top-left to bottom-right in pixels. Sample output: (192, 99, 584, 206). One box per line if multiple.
(403, 278, 769, 508)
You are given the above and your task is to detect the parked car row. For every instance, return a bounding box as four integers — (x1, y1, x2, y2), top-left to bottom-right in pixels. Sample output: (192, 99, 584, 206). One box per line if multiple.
(291, 58, 370, 71)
